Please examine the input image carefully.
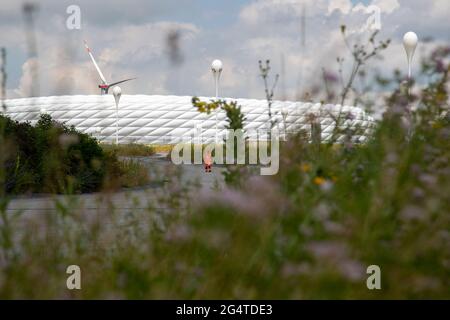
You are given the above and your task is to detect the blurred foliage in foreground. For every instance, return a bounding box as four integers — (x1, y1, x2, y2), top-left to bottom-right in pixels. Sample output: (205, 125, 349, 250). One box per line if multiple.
(0, 114, 149, 194)
(0, 46, 449, 299)
(101, 143, 155, 157)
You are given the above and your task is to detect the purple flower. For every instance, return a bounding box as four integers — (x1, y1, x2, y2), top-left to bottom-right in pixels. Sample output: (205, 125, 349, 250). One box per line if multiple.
(323, 70, 338, 83)
(165, 224, 192, 242)
(399, 205, 425, 222)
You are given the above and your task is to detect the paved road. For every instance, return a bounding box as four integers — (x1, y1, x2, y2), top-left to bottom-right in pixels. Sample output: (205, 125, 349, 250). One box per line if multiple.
(5, 155, 225, 215)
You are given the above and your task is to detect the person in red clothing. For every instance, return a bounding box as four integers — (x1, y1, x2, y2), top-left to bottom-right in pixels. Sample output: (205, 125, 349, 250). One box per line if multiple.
(204, 151, 212, 173)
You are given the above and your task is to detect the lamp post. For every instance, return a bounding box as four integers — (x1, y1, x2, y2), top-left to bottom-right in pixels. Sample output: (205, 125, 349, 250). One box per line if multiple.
(402, 32, 418, 138)
(112, 86, 122, 145)
(403, 31, 418, 80)
(211, 59, 223, 142)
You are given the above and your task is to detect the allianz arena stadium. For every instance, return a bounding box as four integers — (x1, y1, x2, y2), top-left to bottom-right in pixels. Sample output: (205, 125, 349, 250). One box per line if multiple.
(2, 95, 375, 144)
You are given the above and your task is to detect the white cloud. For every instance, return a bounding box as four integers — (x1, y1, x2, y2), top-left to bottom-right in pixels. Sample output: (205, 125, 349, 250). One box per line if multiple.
(372, 0, 400, 14)
(9, 20, 200, 97)
(239, 0, 329, 25)
(14, 58, 39, 98)
(328, 0, 353, 15)
(2, 0, 449, 105)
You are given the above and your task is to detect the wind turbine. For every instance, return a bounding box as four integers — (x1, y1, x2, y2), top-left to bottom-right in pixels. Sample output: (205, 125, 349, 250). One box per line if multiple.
(84, 40, 135, 95)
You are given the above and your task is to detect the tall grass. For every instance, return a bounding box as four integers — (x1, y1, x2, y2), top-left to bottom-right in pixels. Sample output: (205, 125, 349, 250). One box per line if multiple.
(101, 143, 156, 157)
(0, 44, 448, 299)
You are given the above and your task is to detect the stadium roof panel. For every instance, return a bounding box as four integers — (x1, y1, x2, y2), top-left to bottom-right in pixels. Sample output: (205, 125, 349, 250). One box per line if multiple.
(3, 95, 376, 144)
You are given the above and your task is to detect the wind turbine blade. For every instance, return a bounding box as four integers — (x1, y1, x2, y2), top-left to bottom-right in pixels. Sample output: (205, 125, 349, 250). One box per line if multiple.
(84, 40, 108, 85)
(107, 78, 136, 88)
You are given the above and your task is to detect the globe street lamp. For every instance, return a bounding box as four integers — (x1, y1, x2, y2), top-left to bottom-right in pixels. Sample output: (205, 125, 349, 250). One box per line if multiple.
(402, 32, 418, 138)
(211, 59, 223, 98)
(403, 31, 418, 79)
(211, 59, 223, 142)
(112, 86, 122, 145)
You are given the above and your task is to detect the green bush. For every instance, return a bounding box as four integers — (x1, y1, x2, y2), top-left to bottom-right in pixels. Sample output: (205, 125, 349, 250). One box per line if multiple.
(100, 143, 155, 157)
(1, 114, 114, 194)
(192, 97, 248, 187)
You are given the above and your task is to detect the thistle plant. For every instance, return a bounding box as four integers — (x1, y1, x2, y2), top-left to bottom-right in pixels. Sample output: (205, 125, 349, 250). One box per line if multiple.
(338, 25, 391, 106)
(259, 59, 279, 131)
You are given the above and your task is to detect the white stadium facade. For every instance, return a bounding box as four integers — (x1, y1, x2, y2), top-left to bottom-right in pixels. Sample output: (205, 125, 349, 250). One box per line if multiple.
(2, 95, 375, 144)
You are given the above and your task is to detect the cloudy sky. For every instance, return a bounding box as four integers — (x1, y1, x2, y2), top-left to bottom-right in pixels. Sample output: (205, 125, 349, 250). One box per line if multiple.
(1, 0, 449, 101)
